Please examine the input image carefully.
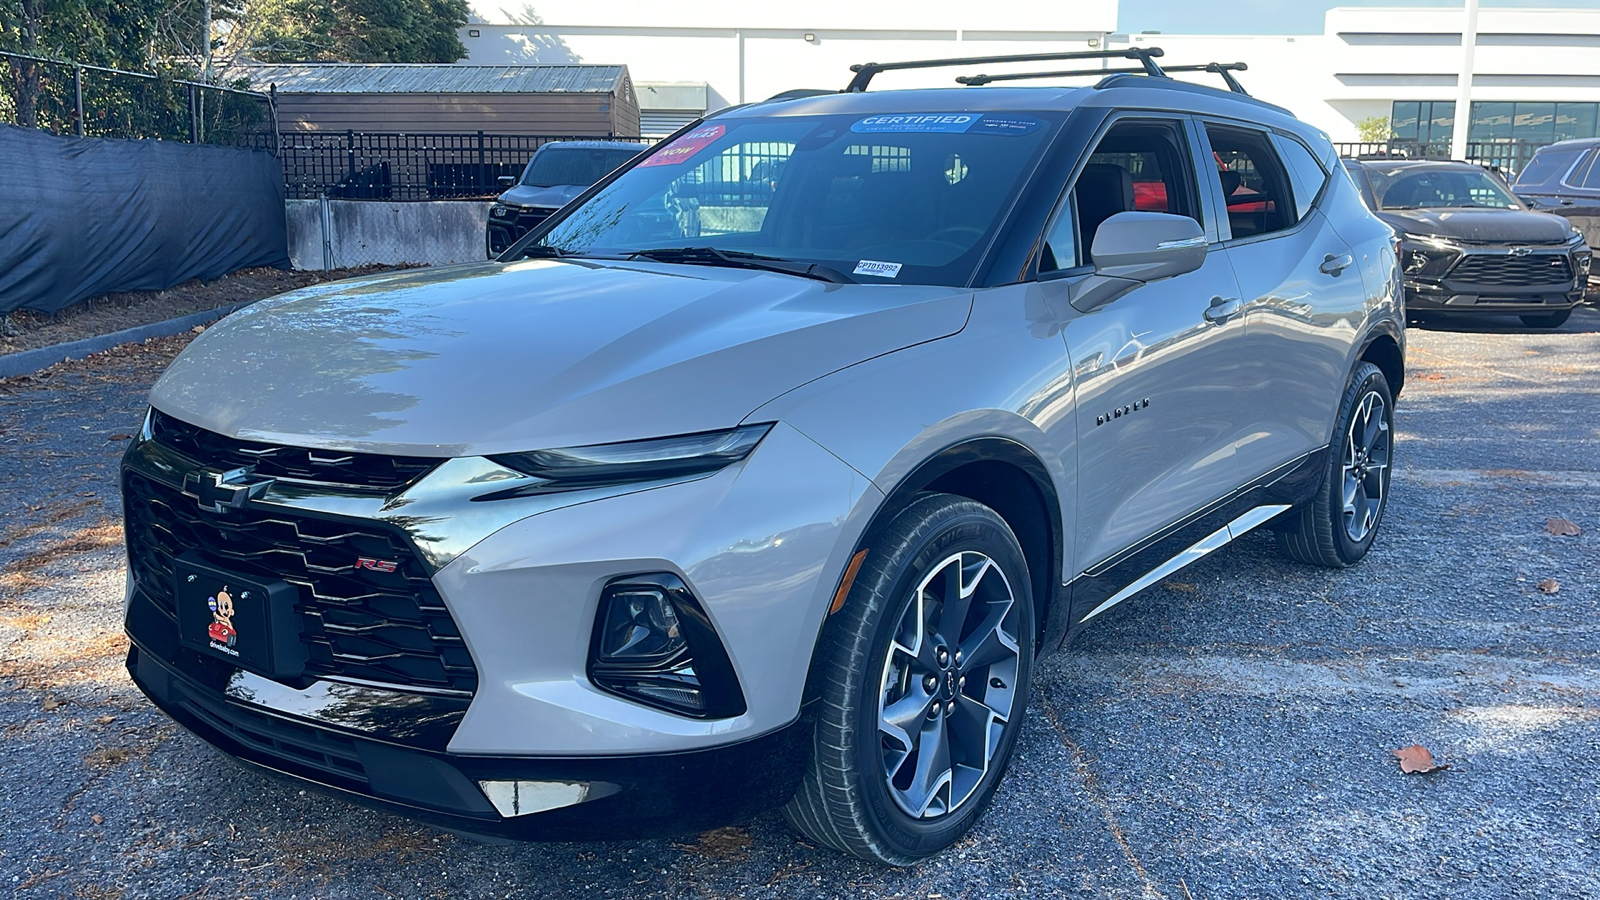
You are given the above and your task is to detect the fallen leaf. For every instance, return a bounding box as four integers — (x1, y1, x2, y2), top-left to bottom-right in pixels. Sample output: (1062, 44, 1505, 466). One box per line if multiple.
(41, 696, 63, 711)
(94, 716, 116, 725)
(1546, 517, 1582, 537)
(191, 325, 206, 333)
(1538, 578, 1561, 594)
(91, 814, 104, 825)
(107, 433, 133, 442)
(1163, 582, 1198, 593)
(1391, 744, 1449, 774)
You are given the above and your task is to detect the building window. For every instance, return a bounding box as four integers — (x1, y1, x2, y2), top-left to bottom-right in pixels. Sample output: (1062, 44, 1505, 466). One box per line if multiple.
(1392, 100, 1600, 149)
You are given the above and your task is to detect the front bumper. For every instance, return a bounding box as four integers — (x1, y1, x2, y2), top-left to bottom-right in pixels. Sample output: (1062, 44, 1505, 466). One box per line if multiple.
(127, 636, 809, 839)
(1401, 241, 1590, 314)
(121, 414, 876, 836)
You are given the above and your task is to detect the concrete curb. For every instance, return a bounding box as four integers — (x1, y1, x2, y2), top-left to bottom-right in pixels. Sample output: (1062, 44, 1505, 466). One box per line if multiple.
(0, 301, 254, 380)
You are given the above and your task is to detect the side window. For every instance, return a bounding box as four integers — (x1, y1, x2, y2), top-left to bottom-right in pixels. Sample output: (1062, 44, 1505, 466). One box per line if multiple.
(1579, 152, 1600, 190)
(1039, 119, 1199, 274)
(1272, 134, 1329, 221)
(1204, 125, 1296, 240)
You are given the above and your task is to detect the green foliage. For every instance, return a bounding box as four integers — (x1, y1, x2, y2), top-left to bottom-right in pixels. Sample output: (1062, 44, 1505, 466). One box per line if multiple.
(252, 0, 469, 63)
(1357, 115, 1393, 143)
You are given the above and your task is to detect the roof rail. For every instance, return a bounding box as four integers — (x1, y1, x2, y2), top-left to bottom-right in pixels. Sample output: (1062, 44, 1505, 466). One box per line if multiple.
(844, 47, 1164, 93)
(957, 61, 1251, 95)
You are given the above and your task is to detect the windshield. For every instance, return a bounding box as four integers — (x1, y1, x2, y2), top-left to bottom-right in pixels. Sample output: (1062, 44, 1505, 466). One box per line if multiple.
(522, 147, 642, 187)
(519, 112, 1060, 286)
(1371, 167, 1522, 210)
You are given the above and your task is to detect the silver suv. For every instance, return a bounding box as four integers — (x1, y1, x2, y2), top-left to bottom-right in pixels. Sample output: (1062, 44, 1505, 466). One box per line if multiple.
(122, 49, 1403, 864)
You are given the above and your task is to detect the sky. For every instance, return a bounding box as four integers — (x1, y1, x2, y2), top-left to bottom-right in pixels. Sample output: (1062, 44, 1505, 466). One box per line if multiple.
(1117, 0, 1600, 35)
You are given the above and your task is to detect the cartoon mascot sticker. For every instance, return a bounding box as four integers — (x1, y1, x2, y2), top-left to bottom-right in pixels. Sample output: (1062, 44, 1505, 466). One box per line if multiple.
(207, 587, 239, 649)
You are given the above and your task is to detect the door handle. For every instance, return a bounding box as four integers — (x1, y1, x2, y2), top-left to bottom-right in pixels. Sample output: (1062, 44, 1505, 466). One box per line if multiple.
(1204, 296, 1241, 323)
(1320, 253, 1354, 276)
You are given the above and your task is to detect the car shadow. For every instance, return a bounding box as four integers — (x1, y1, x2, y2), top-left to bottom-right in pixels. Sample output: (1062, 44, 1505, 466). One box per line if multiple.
(1409, 303, 1600, 334)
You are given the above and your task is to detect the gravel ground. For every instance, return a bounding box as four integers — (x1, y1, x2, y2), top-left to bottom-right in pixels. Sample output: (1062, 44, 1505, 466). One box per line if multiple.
(2, 310, 1598, 899)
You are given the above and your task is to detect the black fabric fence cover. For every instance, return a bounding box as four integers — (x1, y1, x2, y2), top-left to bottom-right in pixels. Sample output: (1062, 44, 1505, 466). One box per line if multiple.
(0, 124, 289, 314)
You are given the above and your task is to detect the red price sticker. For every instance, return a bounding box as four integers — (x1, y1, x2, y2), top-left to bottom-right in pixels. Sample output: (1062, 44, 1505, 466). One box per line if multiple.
(638, 124, 726, 167)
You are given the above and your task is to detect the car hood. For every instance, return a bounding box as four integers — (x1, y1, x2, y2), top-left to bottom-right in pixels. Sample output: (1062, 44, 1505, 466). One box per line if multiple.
(150, 260, 973, 458)
(1377, 208, 1576, 244)
(496, 183, 585, 209)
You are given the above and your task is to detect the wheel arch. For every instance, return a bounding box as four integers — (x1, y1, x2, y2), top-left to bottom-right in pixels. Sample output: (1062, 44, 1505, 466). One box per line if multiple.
(807, 437, 1064, 702)
(1359, 323, 1405, 399)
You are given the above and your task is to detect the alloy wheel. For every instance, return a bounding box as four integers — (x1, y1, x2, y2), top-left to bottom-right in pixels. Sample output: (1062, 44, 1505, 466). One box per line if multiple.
(877, 551, 1021, 819)
(1341, 390, 1391, 543)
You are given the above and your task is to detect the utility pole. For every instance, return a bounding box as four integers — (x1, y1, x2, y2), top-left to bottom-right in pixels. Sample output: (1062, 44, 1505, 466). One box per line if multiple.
(198, 0, 212, 141)
(1448, 0, 1478, 160)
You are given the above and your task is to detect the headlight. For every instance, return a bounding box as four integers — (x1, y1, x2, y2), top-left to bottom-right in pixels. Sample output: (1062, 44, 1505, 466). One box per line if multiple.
(491, 205, 510, 218)
(489, 424, 772, 490)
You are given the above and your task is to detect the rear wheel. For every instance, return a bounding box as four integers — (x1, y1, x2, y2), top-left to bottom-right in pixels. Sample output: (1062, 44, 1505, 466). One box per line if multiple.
(784, 493, 1034, 865)
(1276, 362, 1393, 567)
(1519, 310, 1571, 329)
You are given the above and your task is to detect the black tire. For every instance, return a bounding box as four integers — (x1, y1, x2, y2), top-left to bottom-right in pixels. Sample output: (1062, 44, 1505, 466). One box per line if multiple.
(783, 493, 1035, 865)
(1519, 310, 1571, 329)
(1276, 362, 1394, 567)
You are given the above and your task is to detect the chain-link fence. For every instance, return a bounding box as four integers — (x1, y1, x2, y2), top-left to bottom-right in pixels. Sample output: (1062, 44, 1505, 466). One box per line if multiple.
(1, 51, 273, 145)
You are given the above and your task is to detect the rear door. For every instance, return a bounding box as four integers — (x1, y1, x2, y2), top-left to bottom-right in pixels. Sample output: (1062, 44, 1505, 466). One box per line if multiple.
(1196, 122, 1367, 481)
(1042, 115, 1249, 577)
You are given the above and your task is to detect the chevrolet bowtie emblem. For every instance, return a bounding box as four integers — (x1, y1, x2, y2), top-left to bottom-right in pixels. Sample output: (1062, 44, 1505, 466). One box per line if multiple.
(182, 467, 273, 513)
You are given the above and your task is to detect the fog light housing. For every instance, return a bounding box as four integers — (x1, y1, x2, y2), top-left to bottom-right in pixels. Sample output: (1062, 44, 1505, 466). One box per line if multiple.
(478, 779, 619, 817)
(589, 574, 745, 718)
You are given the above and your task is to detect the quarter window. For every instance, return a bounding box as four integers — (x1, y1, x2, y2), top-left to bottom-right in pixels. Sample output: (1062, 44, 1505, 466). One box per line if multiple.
(1204, 125, 1296, 240)
(1272, 134, 1329, 221)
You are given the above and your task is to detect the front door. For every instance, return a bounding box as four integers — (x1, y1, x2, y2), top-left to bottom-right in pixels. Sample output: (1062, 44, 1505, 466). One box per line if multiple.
(1037, 116, 1251, 583)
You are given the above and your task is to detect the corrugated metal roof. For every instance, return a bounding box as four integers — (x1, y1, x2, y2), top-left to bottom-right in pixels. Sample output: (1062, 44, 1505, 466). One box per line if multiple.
(242, 63, 629, 95)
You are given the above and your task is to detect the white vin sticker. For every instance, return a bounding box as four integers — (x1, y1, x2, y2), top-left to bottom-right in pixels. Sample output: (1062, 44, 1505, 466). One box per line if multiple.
(853, 260, 903, 279)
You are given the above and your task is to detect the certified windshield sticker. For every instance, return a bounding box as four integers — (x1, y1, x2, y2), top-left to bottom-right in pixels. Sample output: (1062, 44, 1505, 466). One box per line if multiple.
(639, 124, 725, 167)
(852, 114, 979, 134)
(850, 114, 1042, 135)
(853, 260, 903, 279)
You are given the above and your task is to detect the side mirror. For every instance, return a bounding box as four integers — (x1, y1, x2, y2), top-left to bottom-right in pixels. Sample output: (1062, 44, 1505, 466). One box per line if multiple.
(1072, 212, 1208, 312)
(497, 175, 516, 187)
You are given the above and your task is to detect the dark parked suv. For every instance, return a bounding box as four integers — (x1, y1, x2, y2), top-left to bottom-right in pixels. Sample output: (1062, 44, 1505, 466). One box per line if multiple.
(486, 141, 643, 255)
(1514, 137, 1600, 294)
(124, 48, 1403, 864)
(1345, 158, 1591, 328)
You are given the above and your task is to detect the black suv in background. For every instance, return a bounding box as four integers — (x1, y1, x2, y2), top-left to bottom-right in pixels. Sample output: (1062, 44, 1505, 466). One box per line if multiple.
(1344, 158, 1591, 328)
(1514, 137, 1600, 292)
(486, 141, 644, 256)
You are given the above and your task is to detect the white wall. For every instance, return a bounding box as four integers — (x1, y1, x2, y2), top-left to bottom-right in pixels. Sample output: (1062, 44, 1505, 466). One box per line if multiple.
(458, 3, 1600, 145)
(461, 0, 1117, 106)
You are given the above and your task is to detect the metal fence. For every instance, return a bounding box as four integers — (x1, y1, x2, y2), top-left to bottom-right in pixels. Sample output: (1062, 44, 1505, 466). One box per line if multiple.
(1333, 139, 1541, 177)
(247, 131, 653, 200)
(1, 51, 274, 145)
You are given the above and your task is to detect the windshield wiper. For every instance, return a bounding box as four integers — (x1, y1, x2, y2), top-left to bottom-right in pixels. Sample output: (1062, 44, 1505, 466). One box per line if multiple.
(626, 247, 854, 284)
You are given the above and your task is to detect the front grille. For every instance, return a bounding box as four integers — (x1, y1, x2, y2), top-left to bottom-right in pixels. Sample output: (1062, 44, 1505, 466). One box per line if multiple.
(1448, 253, 1573, 287)
(150, 410, 439, 493)
(125, 469, 478, 694)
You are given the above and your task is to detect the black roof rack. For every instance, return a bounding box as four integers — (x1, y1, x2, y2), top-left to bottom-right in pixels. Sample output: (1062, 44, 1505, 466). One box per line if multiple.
(845, 47, 1165, 92)
(957, 61, 1251, 95)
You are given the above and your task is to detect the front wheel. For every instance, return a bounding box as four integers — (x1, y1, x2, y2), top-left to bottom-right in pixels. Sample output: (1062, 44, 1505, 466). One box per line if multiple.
(1276, 361, 1394, 567)
(1519, 310, 1571, 329)
(784, 494, 1035, 865)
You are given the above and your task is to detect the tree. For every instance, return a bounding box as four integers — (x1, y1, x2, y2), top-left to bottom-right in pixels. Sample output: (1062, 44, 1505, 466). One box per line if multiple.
(249, 0, 469, 63)
(1, 0, 176, 127)
(1357, 115, 1393, 143)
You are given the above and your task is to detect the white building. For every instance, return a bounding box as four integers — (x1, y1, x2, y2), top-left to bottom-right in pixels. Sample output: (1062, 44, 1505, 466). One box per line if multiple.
(461, 2, 1600, 158)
